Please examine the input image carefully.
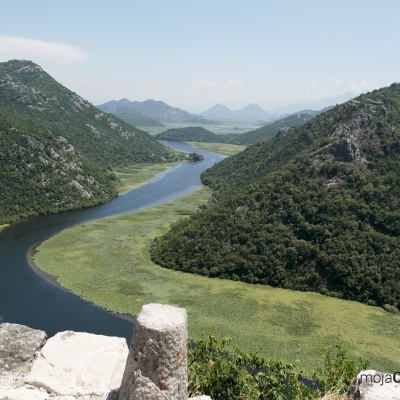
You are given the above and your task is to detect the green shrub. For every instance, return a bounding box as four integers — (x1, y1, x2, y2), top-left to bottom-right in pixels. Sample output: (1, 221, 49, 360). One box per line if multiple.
(188, 334, 313, 399)
(383, 304, 400, 314)
(188, 335, 369, 400)
(313, 341, 369, 396)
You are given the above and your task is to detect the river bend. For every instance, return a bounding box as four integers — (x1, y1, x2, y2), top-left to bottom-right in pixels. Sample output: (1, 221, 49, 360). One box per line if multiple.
(0, 142, 223, 342)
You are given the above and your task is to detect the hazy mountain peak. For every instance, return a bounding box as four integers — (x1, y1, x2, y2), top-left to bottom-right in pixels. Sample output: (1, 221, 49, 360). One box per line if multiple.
(98, 98, 218, 125)
(200, 103, 272, 121)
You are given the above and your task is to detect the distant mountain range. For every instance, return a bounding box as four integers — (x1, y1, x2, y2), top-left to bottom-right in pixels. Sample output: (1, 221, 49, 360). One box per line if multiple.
(199, 103, 274, 122)
(270, 92, 355, 116)
(97, 99, 216, 126)
(156, 113, 314, 146)
(96, 99, 164, 127)
(98, 96, 354, 126)
(198, 95, 354, 122)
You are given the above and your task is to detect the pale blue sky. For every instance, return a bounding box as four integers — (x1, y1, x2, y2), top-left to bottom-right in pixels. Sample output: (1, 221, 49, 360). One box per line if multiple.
(1, 0, 399, 112)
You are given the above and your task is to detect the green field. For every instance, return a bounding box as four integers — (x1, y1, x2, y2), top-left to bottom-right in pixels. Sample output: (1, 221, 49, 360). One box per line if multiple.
(115, 163, 177, 194)
(185, 142, 246, 156)
(34, 187, 400, 375)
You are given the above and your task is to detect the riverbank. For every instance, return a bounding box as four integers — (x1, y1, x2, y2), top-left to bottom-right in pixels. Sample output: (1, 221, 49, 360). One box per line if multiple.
(33, 187, 400, 375)
(0, 224, 9, 233)
(115, 163, 178, 194)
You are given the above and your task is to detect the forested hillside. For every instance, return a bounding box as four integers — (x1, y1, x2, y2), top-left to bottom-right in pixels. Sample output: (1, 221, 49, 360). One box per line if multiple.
(156, 127, 219, 142)
(155, 113, 313, 146)
(151, 83, 400, 311)
(0, 60, 179, 223)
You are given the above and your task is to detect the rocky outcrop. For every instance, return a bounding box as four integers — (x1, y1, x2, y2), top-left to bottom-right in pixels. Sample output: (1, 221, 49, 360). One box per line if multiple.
(276, 126, 294, 137)
(0, 323, 46, 374)
(0, 323, 128, 400)
(0, 305, 209, 400)
(328, 113, 369, 164)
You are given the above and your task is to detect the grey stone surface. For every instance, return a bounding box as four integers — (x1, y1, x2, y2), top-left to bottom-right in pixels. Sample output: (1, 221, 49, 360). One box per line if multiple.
(349, 370, 400, 400)
(25, 331, 128, 397)
(118, 303, 188, 400)
(0, 323, 47, 374)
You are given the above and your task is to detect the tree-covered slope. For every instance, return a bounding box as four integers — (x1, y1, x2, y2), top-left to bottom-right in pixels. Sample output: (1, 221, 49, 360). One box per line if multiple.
(230, 113, 313, 145)
(151, 83, 400, 310)
(155, 113, 313, 146)
(155, 127, 220, 142)
(0, 60, 178, 223)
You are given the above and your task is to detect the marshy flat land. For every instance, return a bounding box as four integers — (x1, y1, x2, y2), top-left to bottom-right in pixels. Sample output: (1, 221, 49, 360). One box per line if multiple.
(115, 163, 178, 194)
(185, 142, 246, 156)
(34, 185, 400, 375)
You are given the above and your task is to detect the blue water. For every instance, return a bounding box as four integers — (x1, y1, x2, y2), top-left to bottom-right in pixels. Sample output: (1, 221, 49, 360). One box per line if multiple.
(0, 142, 223, 342)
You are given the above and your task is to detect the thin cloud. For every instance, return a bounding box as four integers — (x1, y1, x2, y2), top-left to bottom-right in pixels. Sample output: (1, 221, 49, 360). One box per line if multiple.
(350, 80, 368, 92)
(227, 78, 245, 88)
(193, 78, 218, 89)
(0, 36, 91, 66)
(331, 78, 341, 85)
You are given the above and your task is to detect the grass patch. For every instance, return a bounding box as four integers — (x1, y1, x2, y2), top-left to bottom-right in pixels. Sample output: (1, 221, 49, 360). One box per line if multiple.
(185, 141, 246, 157)
(0, 224, 10, 233)
(34, 187, 400, 375)
(115, 163, 178, 194)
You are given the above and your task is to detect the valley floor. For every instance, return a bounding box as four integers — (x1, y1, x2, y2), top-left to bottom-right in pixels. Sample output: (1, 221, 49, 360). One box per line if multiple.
(185, 142, 246, 156)
(33, 183, 400, 375)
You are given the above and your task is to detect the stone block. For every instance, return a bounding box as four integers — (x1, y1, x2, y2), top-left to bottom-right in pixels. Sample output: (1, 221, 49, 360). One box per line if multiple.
(25, 331, 128, 397)
(118, 303, 188, 400)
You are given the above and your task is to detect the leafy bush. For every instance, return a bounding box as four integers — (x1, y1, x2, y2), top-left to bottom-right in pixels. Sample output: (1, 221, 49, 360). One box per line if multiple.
(313, 341, 369, 396)
(188, 335, 312, 399)
(383, 304, 400, 314)
(188, 335, 369, 400)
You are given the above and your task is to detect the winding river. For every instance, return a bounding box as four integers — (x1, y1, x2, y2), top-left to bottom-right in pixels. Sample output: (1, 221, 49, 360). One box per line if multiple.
(0, 142, 224, 342)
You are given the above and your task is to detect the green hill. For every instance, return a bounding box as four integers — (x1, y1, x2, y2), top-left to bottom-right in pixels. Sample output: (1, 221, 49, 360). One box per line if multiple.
(151, 83, 400, 311)
(0, 60, 179, 223)
(156, 126, 219, 142)
(155, 113, 313, 146)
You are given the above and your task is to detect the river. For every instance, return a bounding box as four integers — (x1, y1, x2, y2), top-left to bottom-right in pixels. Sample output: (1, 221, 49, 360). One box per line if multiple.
(0, 141, 224, 342)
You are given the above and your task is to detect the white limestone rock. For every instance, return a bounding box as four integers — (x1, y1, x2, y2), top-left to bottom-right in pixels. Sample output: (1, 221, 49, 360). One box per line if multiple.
(25, 331, 128, 397)
(118, 303, 188, 400)
(350, 370, 400, 399)
(0, 386, 50, 399)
